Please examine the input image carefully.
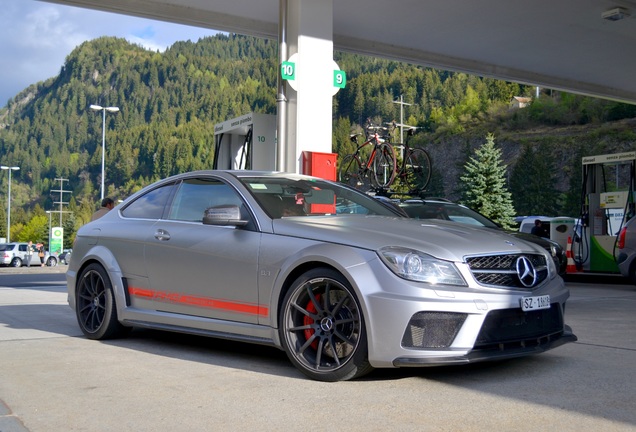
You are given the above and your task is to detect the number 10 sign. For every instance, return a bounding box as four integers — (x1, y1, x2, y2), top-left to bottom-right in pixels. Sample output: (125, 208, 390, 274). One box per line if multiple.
(281, 61, 296, 81)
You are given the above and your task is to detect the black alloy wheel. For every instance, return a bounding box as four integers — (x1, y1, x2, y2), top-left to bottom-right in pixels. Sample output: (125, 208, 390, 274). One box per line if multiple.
(76, 263, 129, 340)
(280, 268, 373, 382)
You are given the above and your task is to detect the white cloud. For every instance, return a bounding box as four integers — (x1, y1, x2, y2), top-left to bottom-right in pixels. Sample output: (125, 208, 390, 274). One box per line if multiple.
(0, 0, 218, 106)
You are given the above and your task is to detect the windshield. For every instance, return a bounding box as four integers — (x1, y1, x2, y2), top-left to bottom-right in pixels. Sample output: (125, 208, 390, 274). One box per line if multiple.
(239, 176, 402, 219)
(400, 201, 499, 228)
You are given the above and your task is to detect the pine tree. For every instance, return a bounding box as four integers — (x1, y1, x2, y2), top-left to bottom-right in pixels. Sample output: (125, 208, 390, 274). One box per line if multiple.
(459, 133, 516, 229)
(509, 143, 561, 216)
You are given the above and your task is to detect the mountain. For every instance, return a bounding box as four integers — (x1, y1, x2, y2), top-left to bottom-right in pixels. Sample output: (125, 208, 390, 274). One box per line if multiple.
(0, 33, 635, 241)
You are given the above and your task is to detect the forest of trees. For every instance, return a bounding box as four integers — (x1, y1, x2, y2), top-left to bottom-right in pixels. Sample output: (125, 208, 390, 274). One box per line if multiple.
(1, 33, 636, 248)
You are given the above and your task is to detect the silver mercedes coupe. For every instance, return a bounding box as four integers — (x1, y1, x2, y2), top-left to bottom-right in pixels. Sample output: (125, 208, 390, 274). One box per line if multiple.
(67, 171, 577, 381)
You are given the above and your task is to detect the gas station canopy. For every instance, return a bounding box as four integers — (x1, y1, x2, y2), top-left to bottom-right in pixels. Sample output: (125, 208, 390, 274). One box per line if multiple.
(43, 0, 636, 104)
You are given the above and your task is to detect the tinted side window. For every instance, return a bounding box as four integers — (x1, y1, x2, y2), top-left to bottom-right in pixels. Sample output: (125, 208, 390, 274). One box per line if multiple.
(121, 183, 174, 219)
(168, 178, 243, 222)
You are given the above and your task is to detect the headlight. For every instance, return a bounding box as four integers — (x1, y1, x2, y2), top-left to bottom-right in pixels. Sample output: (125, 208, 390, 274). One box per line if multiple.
(545, 240, 559, 257)
(378, 246, 467, 286)
(546, 248, 558, 279)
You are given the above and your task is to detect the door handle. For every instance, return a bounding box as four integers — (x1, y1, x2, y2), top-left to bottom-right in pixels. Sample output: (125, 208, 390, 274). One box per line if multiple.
(154, 229, 171, 241)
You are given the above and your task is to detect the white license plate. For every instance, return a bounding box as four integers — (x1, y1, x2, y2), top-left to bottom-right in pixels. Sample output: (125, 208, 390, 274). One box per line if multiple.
(520, 295, 551, 311)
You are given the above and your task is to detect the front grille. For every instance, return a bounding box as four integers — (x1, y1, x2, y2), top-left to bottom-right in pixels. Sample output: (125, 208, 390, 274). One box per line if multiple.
(402, 312, 467, 348)
(466, 253, 548, 288)
(475, 305, 563, 349)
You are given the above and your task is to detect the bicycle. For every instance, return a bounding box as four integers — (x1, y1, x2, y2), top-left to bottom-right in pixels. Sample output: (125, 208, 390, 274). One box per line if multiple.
(338, 121, 397, 190)
(392, 127, 432, 193)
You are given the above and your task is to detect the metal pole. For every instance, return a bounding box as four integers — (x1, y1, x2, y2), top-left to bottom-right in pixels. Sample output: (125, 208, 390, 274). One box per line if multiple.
(7, 169, 11, 243)
(46, 211, 51, 254)
(276, 0, 288, 172)
(91, 105, 118, 200)
(1, 166, 19, 243)
(101, 108, 106, 200)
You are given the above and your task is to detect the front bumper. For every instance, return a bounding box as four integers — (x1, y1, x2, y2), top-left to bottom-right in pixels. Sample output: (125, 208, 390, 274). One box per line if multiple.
(394, 325, 577, 367)
(348, 257, 575, 368)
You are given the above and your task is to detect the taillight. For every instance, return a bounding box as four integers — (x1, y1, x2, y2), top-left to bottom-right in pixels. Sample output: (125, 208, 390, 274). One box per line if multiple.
(618, 227, 627, 249)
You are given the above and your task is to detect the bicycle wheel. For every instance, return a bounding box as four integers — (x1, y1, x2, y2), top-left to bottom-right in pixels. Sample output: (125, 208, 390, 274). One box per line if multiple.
(371, 143, 397, 189)
(339, 154, 370, 190)
(403, 148, 431, 192)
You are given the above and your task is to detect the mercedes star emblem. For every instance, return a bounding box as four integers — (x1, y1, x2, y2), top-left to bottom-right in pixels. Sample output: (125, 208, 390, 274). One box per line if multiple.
(516, 256, 538, 287)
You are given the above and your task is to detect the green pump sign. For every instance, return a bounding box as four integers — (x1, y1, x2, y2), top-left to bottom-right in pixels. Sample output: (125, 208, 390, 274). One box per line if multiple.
(281, 61, 296, 81)
(333, 70, 346, 88)
(50, 227, 63, 255)
(281, 55, 346, 93)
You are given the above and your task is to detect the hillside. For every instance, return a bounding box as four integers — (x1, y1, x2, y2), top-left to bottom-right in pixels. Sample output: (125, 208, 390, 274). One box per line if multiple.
(420, 118, 636, 216)
(0, 33, 635, 242)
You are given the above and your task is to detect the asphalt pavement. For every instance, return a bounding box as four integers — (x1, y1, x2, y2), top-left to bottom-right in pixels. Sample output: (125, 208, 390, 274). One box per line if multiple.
(0, 269, 635, 432)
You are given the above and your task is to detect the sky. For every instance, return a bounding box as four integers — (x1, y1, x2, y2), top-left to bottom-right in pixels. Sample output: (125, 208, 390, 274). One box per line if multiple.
(0, 0, 221, 107)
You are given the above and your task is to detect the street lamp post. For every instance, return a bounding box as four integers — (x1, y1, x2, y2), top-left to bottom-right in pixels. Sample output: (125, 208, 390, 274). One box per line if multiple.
(1, 165, 20, 243)
(90, 104, 119, 200)
(46, 211, 52, 254)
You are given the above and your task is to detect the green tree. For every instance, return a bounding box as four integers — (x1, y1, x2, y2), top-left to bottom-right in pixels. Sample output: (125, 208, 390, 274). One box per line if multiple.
(425, 165, 445, 198)
(509, 143, 561, 216)
(17, 214, 48, 244)
(459, 133, 516, 229)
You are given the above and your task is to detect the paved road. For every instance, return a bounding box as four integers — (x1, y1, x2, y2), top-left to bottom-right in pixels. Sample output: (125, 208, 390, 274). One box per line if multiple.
(0, 270, 635, 432)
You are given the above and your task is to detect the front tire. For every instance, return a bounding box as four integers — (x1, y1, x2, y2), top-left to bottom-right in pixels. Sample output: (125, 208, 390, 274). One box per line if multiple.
(76, 263, 129, 340)
(279, 268, 373, 382)
(403, 148, 431, 192)
(339, 154, 370, 190)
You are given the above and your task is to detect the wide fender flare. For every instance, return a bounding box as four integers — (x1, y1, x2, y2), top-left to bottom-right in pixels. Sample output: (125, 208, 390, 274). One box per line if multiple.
(73, 245, 128, 317)
(266, 242, 379, 328)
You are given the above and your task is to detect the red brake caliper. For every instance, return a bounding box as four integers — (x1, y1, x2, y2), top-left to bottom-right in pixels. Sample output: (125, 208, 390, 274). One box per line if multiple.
(303, 294, 321, 349)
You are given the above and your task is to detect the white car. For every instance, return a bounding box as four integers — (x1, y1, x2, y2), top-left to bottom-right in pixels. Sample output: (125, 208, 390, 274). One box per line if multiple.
(0, 243, 57, 267)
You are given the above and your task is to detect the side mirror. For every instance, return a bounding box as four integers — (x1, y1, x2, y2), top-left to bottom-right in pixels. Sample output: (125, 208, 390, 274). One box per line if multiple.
(203, 205, 248, 227)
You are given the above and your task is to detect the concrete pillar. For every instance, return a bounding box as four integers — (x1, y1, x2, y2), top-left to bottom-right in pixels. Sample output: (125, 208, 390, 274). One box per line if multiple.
(282, 0, 334, 173)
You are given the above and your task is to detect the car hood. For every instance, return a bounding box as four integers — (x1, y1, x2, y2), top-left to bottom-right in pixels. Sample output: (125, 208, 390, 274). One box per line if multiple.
(273, 216, 543, 262)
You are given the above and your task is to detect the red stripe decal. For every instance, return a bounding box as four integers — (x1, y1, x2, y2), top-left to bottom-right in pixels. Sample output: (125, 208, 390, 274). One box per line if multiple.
(128, 287, 269, 317)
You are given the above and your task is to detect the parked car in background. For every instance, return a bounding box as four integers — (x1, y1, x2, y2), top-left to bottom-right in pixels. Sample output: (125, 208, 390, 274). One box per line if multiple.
(68, 170, 575, 382)
(58, 249, 72, 265)
(0, 243, 58, 267)
(617, 216, 636, 284)
(376, 197, 568, 276)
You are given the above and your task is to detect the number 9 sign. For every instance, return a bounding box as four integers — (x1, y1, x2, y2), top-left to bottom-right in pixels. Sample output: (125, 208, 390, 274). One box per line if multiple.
(334, 70, 346, 89)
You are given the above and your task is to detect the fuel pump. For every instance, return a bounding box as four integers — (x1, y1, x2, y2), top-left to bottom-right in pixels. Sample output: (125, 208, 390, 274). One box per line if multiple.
(574, 151, 636, 273)
(213, 113, 276, 170)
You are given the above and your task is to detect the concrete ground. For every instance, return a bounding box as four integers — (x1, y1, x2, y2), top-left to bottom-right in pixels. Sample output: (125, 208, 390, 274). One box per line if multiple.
(0, 269, 635, 432)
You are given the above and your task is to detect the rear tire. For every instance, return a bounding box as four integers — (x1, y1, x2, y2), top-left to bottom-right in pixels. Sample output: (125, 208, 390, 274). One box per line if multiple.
(11, 258, 22, 267)
(279, 268, 373, 382)
(76, 263, 130, 340)
(371, 143, 397, 189)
